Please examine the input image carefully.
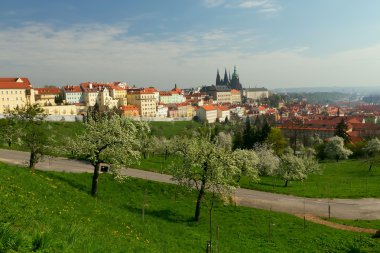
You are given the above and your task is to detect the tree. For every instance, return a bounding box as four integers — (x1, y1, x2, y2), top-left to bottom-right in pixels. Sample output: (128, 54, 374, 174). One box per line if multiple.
(232, 129, 244, 150)
(266, 128, 288, 155)
(0, 117, 21, 147)
(170, 136, 241, 221)
(54, 93, 64, 105)
(5, 104, 51, 170)
(363, 138, 380, 171)
(139, 132, 153, 159)
(215, 132, 232, 151)
(243, 116, 253, 149)
(69, 115, 149, 196)
(253, 143, 280, 176)
(277, 150, 318, 187)
(335, 118, 350, 144)
(324, 136, 353, 162)
(232, 149, 259, 183)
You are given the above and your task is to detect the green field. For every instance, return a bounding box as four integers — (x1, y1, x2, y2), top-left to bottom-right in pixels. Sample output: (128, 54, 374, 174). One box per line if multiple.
(1, 162, 379, 252)
(0, 120, 85, 156)
(149, 121, 201, 138)
(241, 159, 380, 198)
(327, 218, 380, 231)
(135, 156, 380, 199)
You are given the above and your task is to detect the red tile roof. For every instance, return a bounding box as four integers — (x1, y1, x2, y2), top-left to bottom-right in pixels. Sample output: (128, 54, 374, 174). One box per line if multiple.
(0, 77, 32, 89)
(35, 87, 60, 95)
(120, 105, 139, 111)
(217, 105, 229, 111)
(201, 105, 217, 111)
(63, 85, 82, 92)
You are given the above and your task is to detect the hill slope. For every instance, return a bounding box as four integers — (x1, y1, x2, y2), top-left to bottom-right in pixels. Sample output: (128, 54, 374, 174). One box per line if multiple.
(0, 162, 379, 252)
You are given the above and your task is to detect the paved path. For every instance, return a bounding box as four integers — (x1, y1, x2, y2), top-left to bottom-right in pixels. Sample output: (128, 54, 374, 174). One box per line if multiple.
(1, 149, 380, 220)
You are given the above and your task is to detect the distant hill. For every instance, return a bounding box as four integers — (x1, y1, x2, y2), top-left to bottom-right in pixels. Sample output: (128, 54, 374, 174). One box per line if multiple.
(273, 86, 380, 96)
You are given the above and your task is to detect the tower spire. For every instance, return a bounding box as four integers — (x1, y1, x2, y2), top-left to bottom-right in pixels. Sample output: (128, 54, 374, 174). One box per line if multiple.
(223, 68, 229, 86)
(216, 69, 221, 86)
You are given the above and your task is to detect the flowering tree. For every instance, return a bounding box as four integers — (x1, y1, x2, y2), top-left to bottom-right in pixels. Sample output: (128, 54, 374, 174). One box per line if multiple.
(4, 104, 51, 170)
(324, 136, 352, 162)
(363, 138, 380, 171)
(215, 132, 233, 151)
(69, 115, 149, 196)
(253, 143, 280, 176)
(171, 136, 243, 221)
(277, 150, 318, 187)
(232, 149, 259, 183)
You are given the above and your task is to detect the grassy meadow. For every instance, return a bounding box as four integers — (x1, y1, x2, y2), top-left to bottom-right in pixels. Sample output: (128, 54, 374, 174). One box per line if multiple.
(1, 162, 379, 252)
(135, 156, 380, 199)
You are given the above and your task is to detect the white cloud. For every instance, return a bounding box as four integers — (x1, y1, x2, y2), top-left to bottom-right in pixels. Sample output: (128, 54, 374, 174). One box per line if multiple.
(202, 0, 225, 8)
(204, 0, 282, 13)
(1, 22, 380, 89)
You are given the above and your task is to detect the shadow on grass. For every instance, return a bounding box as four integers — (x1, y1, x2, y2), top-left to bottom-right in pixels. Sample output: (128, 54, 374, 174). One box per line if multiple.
(123, 205, 193, 223)
(256, 182, 286, 188)
(45, 172, 90, 194)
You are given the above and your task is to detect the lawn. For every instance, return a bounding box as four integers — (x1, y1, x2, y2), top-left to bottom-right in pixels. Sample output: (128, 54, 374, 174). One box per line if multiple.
(240, 159, 380, 198)
(1, 162, 379, 252)
(0, 120, 85, 156)
(134, 156, 380, 199)
(149, 121, 201, 138)
(326, 218, 380, 231)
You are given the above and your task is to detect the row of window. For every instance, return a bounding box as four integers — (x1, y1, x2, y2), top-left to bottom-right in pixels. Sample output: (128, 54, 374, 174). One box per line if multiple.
(0, 90, 23, 95)
(1, 97, 24, 101)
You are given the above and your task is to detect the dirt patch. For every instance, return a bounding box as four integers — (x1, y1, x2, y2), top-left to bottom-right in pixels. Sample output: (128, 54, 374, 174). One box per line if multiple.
(295, 214, 377, 234)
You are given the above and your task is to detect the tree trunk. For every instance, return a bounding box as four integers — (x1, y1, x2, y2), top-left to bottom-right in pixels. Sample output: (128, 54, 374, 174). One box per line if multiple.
(194, 183, 206, 221)
(91, 163, 101, 196)
(284, 180, 289, 187)
(29, 151, 36, 171)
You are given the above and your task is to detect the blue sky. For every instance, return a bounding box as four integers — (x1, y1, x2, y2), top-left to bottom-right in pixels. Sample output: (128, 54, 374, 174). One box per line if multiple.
(1, 0, 380, 89)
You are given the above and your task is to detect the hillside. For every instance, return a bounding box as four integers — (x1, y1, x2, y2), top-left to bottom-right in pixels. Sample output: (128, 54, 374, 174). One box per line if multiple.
(1, 162, 379, 252)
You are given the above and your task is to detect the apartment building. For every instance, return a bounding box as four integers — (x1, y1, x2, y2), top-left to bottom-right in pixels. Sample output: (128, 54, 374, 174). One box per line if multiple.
(196, 105, 218, 123)
(230, 89, 242, 104)
(34, 87, 61, 106)
(0, 77, 35, 114)
(243, 87, 269, 100)
(127, 90, 156, 117)
(63, 85, 83, 104)
(217, 106, 230, 122)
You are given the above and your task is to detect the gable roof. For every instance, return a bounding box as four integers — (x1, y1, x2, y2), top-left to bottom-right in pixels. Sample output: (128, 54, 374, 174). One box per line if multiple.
(35, 87, 61, 95)
(0, 77, 32, 89)
(200, 105, 217, 111)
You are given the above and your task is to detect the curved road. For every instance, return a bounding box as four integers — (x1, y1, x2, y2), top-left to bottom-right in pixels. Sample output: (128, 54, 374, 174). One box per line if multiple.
(1, 149, 380, 220)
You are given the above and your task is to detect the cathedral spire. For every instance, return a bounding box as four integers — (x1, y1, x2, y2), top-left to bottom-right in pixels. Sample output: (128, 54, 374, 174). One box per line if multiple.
(223, 68, 229, 85)
(216, 69, 221, 86)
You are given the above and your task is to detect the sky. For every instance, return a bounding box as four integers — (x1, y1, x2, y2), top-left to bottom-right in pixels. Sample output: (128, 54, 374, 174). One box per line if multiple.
(1, 0, 380, 89)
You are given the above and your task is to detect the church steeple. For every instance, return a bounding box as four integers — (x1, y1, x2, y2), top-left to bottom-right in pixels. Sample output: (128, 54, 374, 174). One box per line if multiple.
(216, 69, 221, 86)
(230, 65, 242, 90)
(223, 68, 229, 86)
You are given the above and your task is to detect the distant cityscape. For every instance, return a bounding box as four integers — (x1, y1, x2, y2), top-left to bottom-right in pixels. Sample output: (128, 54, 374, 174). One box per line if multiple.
(1, 66, 380, 145)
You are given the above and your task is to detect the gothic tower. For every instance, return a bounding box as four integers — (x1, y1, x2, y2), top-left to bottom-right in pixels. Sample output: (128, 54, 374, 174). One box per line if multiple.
(223, 68, 229, 86)
(230, 65, 242, 90)
(216, 69, 221, 86)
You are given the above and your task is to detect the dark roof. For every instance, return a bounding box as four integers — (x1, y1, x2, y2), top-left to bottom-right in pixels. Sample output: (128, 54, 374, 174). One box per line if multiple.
(245, 87, 268, 92)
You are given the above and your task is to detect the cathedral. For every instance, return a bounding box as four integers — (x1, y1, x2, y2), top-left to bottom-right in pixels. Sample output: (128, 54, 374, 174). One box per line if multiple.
(215, 66, 243, 90)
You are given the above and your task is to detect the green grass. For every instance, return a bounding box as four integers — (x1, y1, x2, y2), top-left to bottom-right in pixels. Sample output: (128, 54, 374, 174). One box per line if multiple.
(0, 121, 85, 156)
(133, 156, 380, 199)
(149, 121, 201, 138)
(132, 155, 178, 174)
(326, 218, 380, 230)
(240, 159, 380, 198)
(1, 162, 380, 252)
